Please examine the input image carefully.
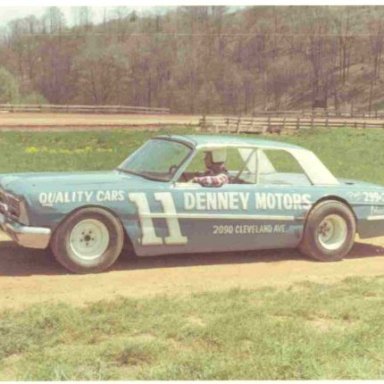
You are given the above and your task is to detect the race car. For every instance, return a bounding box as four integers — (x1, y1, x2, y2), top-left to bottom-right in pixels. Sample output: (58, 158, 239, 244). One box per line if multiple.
(1, 134, 384, 273)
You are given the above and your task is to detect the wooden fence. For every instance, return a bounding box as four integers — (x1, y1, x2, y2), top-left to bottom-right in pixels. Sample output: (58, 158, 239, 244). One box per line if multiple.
(0, 104, 170, 115)
(199, 115, 384, 134)
(247, 109, 384, 119)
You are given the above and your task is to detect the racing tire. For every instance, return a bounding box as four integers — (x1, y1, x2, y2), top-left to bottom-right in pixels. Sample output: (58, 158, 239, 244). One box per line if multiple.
(299, 200, 356, 262)
(51, 207, 125, 274)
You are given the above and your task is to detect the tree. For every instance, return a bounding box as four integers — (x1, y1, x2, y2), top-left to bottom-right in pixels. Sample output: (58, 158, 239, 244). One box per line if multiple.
(71, 6, 93, 28)
(0, 67, 20, 103)
(73, 38, 131, 104)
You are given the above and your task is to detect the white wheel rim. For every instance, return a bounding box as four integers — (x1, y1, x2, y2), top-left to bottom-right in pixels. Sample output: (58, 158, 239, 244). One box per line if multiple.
(69, 219, 110, 261)
(317, 214, 348, 251)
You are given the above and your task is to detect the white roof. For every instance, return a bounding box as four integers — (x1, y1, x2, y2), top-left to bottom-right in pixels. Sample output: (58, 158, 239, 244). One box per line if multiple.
(196, 142, 339, 186)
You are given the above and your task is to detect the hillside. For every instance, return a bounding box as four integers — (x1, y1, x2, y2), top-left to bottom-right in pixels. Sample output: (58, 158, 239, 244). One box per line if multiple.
(1, 6, 384, 114)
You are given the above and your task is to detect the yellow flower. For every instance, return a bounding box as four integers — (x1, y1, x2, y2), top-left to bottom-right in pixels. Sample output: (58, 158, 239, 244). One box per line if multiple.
(25, 146, 39, 154)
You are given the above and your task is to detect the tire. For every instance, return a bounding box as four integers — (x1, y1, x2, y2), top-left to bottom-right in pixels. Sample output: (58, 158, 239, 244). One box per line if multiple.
(51, 207, 125, 273)
(299, 200, 356, 262)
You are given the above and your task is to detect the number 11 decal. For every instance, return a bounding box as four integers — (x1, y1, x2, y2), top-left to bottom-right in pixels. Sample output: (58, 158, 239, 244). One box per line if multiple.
(128, 192, 188, 246)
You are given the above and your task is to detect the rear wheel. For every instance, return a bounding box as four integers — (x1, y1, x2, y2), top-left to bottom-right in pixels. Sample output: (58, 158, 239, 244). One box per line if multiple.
(299, 200, 356, 261)
(51, 207, 124, 273)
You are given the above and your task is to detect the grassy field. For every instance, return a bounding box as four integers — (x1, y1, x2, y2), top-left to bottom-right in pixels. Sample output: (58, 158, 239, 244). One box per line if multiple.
(1, 276, 384, 380)
(1, 126, 384, 379)
(0, 127, 384, 184)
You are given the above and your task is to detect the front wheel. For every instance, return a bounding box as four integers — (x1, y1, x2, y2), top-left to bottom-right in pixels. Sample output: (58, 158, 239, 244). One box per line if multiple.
(51, 207, 124, 273)
(299, 200, 356, 261)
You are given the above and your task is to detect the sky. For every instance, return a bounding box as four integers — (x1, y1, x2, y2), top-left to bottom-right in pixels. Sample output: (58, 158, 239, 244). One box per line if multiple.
(0, 6, 172, 27)
(0, 4, 247, 27)
(0, 1, 383, 27)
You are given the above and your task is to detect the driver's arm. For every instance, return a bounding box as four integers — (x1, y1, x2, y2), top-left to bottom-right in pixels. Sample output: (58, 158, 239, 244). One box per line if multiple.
(192, 173, 229, 187)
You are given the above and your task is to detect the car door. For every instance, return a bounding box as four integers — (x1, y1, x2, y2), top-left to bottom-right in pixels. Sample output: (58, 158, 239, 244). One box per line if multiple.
(168, 182, 310, 254)
(175, 146, 314, 253)
(129, 146, 314, 256)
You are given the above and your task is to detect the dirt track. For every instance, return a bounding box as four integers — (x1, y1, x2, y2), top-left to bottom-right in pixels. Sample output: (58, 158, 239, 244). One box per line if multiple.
(1, 232, 384, 310)
(0, 113, 200, 130)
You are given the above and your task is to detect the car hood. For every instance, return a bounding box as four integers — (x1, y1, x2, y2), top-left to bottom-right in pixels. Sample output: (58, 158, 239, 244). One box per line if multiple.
(0, 170, 142, 196)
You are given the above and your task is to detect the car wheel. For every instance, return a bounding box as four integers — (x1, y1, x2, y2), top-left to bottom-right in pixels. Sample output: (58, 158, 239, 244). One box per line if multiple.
(299, 200, 356, 261)
(51, 207, 124, 273)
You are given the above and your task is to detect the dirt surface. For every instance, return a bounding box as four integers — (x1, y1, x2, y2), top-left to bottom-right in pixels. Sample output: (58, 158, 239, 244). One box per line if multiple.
(0, 113, 200, 130)
(1, 232, 384, 310)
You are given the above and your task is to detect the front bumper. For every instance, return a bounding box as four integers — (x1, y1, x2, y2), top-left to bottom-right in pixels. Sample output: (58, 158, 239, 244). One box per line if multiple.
(0, 212, 51, 249)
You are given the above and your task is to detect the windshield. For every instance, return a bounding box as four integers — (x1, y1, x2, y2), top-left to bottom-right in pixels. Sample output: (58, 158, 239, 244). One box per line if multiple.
(118, 138, 192, 181)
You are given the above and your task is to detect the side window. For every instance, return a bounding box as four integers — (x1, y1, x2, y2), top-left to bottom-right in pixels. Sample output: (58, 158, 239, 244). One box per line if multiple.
(226, 148, 245, 172)
(235, 148, 258, 184)
(183, 150, 205, 173)
(259, 149, 310, 186)
(179, 147, 258, 184)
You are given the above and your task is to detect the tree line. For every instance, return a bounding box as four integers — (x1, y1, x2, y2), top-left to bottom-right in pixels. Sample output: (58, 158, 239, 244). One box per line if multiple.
(0, 6, 384, 114)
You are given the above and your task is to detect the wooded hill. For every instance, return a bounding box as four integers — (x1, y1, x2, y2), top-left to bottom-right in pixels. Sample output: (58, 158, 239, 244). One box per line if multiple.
(1, 6, 384, 115)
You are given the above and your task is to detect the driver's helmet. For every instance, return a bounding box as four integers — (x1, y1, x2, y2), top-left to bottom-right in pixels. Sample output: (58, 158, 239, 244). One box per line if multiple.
(209, 148, 227, 164)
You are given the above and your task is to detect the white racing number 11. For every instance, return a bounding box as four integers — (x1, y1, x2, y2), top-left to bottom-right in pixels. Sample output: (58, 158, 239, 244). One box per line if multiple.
(128, 192, 188, 246)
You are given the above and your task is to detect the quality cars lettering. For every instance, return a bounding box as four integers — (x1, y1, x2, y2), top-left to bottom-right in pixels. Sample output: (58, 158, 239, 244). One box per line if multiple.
(96, 190, 125, 202)
(38, 190, 125, 206)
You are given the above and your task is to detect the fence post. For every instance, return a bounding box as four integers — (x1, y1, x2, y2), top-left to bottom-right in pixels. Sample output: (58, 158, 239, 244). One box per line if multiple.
(200, 115, 206, 132)
(282, 116, 286, 132)
(236, 116, 241, 133)
(311, 114, 314, 129)
(296, 116, 300, 130)
(267, 116, 271, 132)
(235, 116, 241, 133)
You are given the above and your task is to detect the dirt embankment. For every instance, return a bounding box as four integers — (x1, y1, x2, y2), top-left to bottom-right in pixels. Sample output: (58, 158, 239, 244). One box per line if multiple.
(1, 232, 384, 310)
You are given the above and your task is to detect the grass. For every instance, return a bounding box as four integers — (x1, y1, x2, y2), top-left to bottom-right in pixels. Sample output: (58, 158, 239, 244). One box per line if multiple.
(1, 276, 384, 379)
(0, 127, 384, 185)
(0, 127, 192, 173)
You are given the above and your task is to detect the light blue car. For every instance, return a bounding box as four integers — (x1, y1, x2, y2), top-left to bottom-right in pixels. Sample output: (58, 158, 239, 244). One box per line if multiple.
(1, 134, 384, 273)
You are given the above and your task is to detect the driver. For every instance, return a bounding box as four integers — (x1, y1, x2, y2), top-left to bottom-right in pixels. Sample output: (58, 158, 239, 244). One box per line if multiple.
(192, 149, 229, 187)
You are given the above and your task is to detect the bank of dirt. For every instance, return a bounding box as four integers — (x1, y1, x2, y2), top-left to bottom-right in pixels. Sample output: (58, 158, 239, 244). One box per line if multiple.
(1, 232, 384, 310)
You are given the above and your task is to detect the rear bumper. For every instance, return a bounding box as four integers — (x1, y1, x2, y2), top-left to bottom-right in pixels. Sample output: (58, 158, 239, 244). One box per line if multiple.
(0, 212, 51, 249)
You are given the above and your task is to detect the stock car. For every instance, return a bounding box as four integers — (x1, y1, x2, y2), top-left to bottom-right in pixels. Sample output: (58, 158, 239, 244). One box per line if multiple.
(1, 134, 384, 273)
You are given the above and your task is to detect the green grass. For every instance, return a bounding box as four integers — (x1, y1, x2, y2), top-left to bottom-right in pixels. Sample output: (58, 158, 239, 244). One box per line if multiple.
(0, 127, 192, 173)
(0, 127, 384, 185)
(1, 277, 384, 380)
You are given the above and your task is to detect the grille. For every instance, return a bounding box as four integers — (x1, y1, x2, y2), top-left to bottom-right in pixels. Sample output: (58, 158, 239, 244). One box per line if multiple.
(7, 194, 20, 218)
(0, 190, 20, 219)
(0, 189, 6, 214)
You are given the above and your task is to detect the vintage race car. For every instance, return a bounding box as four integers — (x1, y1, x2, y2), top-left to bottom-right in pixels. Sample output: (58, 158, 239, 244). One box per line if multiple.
(1, 134, 384, 273)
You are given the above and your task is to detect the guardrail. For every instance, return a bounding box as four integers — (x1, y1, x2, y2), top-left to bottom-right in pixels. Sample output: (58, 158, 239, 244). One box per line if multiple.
(0, 104, 170, 115)
(199, 115, 384, 134)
